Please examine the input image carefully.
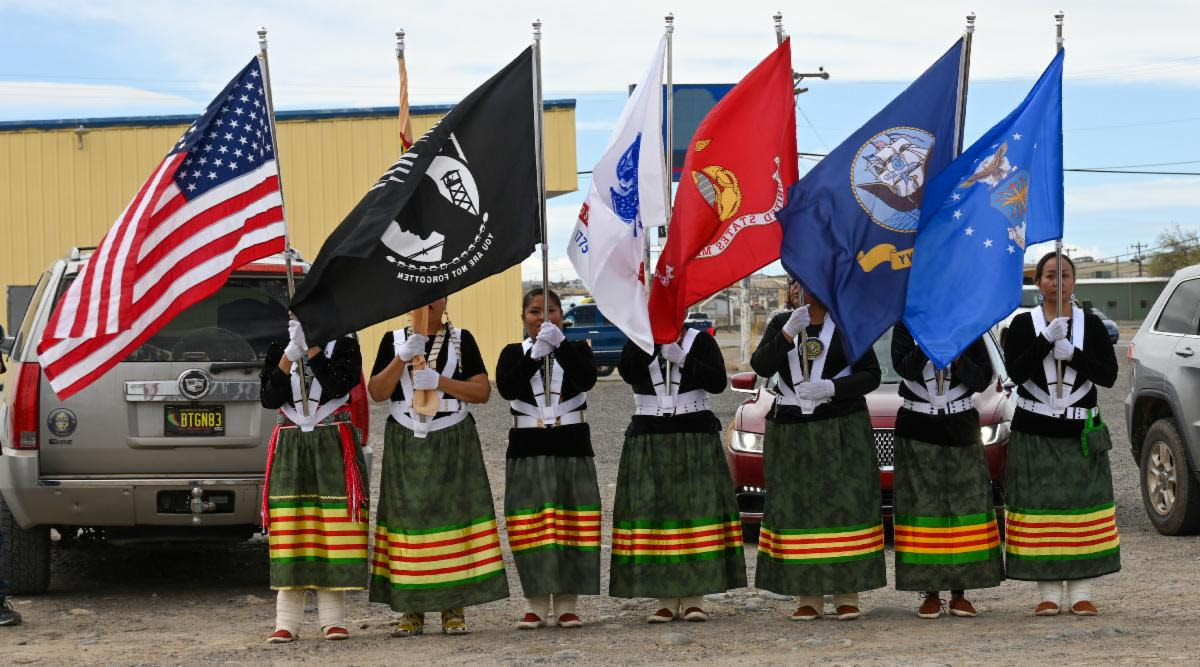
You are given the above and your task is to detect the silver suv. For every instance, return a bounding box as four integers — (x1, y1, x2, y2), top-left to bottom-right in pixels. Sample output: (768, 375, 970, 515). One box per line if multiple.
(0, 249, 370, 594)
(1125, 263, 1200, 535)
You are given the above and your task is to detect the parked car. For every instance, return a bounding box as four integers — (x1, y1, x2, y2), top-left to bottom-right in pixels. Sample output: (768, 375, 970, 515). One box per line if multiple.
(562, 303, 627, 377)
(1084, 305, 1121, 344)
(724, 327, 1014, 542)
(1124, 263, 1200, 535)
(684, 311, 717, 336)
(0, 248, 371, 594)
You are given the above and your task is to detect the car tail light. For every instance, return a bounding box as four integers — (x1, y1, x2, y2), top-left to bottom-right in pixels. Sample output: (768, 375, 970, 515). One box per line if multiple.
(349, 376, 370, 439)
(11, 362, 41, 450)
(1127, 342, 1134, 361)
(708, 326, 715, 336)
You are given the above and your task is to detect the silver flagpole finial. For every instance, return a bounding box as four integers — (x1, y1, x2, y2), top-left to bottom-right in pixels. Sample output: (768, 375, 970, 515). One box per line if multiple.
(665, 12, 674, 32)
(257, 26, 267, 49)
(533, 19, 542, 40)
(396, 29, 405, 58)
(1055, 11, 1065, 50)
(966, 11, 976, 33)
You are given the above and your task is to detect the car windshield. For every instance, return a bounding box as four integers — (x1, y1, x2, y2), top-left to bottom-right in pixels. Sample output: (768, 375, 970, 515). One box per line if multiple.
(872, 327, 902, 384)
(51, 274, 291, 362)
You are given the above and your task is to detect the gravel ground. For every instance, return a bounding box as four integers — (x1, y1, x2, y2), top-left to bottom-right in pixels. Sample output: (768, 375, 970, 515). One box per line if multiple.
(3, 333, 1199, 665)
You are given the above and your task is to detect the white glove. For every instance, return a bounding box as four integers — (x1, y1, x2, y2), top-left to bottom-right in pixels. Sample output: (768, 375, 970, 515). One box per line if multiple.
(782, 306, 811, 339)
(535, 322, 565, 349)
(1043, 317, 1069, 342)
(396, 333, 428, 362)
(660, 342, 686, 365)
(530, 339, 554, 360)
(284, 319, 307, 362)
(411, 368, 441, 391)
(793, 379, 835, 402)
(1053, 338, 1075, 361)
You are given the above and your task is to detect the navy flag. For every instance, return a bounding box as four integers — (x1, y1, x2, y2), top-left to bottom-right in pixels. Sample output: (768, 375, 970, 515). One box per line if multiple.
(778, 40, 964, 363)
(291, 48, 538, 342)
(904, 51, 1065, 368)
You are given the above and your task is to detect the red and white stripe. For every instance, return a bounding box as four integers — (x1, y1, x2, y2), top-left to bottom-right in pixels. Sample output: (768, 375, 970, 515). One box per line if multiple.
(38, 156, 285, 399)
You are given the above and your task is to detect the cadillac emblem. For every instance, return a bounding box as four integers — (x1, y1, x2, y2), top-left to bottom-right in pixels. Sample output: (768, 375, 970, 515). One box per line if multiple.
(178, 369, 213, 401)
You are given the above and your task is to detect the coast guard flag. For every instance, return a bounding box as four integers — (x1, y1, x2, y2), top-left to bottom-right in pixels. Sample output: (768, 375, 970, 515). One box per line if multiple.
(291, 48, 539, 342)
(905, 51, 1065, 368)
(779, 40, 964, 363)
(38, 58, 285, 399)
(648, 39, 797, 343)
(568, 37, 666, 353)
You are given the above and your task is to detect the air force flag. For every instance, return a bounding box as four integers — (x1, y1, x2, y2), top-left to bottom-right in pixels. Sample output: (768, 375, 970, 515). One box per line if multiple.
(904, 50, 1065, 368)
(568, 37, 667, 353)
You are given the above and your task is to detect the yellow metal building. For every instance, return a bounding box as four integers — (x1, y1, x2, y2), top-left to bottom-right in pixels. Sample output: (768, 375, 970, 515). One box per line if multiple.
(0, 101, 578, 375)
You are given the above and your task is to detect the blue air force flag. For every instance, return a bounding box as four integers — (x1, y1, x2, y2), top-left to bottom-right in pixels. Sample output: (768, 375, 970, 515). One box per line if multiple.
(568, 37, 667, 353)
(904, 50, 1065, 369)
(778, 39, 965, 363)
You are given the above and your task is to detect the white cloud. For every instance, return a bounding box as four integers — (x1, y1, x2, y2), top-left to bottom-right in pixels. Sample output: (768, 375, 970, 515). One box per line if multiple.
(0, 82, 196, 118)
(522, 202, 583, 281)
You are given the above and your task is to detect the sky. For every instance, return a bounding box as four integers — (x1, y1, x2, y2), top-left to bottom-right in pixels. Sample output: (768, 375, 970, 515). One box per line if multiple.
(2, 0, 1197, 281)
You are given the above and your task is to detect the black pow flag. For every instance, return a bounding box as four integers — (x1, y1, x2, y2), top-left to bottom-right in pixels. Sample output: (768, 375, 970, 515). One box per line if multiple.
(291, 47, 538, 341)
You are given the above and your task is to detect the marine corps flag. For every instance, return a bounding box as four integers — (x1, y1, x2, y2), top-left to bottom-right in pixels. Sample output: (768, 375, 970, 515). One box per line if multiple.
(291, 48, 538, 342)
(647, 39, 797, 344)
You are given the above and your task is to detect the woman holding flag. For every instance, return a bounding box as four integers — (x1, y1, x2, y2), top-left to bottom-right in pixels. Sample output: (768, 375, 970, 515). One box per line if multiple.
(1002, 253, 1119, 616)
(752, 278, 885, 620)
(367, 297, 508, 636)
(496, 288, 601, 630)
(890, 323, 1003, 618)
(609, 324, 746, 622)
(259, 319, 367, 643)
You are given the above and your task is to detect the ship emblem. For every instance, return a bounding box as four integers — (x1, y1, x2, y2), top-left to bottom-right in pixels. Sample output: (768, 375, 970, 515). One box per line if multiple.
(851, 127, 935, 232)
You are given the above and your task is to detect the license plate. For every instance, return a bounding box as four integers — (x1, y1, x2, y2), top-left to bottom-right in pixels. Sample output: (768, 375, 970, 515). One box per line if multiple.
(164, 405, 225, 436)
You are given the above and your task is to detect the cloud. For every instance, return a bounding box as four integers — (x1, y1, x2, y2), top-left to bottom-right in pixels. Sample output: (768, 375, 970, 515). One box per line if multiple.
(0, 82, 196, 119)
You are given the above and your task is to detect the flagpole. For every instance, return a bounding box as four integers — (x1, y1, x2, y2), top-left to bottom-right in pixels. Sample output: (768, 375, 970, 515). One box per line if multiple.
(395, 29, 410, 150)
(774, 12, 809, 381)
(258, 27, 310, 417)
(532, 20, 552, 387)
(662, 12, 676, 394)
(1053, 10, 1066, 401)
(936, 11, 976, 394)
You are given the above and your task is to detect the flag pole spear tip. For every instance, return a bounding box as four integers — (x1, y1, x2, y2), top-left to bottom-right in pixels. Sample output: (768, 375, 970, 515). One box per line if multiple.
(257, 27, 267, 47)
(665, 12, 674, 31)
(533, 19, 542, 38)
(966, 12, 976, 32)
(396, 30, 405, 58)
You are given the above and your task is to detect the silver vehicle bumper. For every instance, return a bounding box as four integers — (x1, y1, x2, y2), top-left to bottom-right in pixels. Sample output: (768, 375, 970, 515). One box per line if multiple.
(1, 445, 373, 530)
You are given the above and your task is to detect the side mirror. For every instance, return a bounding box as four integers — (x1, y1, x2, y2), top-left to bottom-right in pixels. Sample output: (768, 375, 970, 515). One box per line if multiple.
(731, 371, 759, 393)
(562, 318, 574, 328)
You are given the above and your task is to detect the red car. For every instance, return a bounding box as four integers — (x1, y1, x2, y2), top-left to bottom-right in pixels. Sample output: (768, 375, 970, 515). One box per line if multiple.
(724, 326, 1014, 541)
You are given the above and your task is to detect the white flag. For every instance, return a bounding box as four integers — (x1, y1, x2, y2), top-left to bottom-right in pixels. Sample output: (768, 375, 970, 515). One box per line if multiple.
(568, 37, 667, 354)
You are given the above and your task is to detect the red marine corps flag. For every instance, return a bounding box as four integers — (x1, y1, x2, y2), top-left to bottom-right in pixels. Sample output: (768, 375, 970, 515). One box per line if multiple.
(648, 39, 797, 343)
(38, 58, 286, 399)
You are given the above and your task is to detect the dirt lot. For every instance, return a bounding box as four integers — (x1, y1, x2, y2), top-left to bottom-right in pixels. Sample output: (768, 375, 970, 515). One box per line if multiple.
(3, 334, 1198, 665)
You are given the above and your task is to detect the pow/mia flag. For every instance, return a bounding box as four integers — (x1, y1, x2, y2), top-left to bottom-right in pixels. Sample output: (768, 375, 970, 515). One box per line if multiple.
(291, 47, 538, 342)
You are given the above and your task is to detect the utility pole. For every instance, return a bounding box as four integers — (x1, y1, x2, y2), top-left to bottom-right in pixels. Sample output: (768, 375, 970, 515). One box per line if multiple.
(1130, 241, 1146, 277)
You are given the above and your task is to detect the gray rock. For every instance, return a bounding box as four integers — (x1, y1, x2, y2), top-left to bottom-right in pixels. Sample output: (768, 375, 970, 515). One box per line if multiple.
(619, 599, 643, 610)
(1095, 626, 1128, 638)
(704, 593, 730, 602)
(840, 639, 854, 648)
(802, 638, 828, 646)
(244, 594, 267, 605)
(758, 590, 791, 601)
(552, 649, 584, 661)
(742, 598, 766, 611)
(660, 632, 692, 646)
(78, 638, 99, 646)
(67, 608, 95, 616)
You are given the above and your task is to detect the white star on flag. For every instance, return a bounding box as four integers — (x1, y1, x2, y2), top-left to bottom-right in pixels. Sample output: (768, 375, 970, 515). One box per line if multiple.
(1007, 245, 1016, 254)
(1012, 132, 1023, 140)
(951, 192, 961, 201)
(953, 210, 962, 220)
(983, 238, 993, 248)
(965, 226, 974, 236)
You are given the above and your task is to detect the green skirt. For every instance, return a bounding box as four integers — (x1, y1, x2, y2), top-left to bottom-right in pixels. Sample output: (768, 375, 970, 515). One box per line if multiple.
(609, 430, 746, 599)
(504, 455, 602, 597)
(755, 411, 887, 596)
(892, 436, 1004, 592)
(267, 422, 368, 590)
(1004, 429, 1121, 581)
(368, 415, 510, 611)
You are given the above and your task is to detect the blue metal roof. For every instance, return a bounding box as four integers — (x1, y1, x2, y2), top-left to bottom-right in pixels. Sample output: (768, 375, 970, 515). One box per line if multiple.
(0, 99, 576, 132)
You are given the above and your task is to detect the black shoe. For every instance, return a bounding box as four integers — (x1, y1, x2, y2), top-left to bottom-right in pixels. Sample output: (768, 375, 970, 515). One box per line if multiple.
(0, 596, 22, 626)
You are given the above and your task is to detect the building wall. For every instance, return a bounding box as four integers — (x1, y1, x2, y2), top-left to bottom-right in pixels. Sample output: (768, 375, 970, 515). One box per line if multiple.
(0, 104, 577, 375)
(1074, 281, 1170, 322)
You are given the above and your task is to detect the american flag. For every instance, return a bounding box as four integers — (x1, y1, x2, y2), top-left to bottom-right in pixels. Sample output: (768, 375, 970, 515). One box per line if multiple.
(38, 57, 286, 399)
